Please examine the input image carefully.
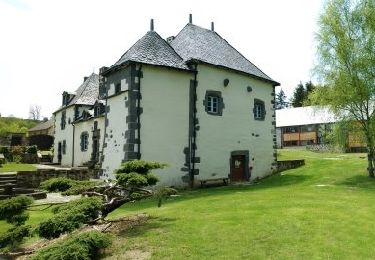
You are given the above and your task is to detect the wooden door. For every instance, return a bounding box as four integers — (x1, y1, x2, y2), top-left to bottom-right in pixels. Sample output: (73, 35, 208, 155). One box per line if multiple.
(231, 155, 246, 181)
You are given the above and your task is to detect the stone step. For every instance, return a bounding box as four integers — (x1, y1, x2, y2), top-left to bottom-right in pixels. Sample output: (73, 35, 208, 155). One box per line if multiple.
(0, 177, 17, 182)
(0, 173, 17, 178)
(0, 180, 17, 185)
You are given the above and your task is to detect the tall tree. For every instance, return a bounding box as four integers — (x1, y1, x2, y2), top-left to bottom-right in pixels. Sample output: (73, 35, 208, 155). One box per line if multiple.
(275, 88, 288, 109)
(29, 105, 41, 120)
(291, 82, 305, 107)
(310, 0, 375, 177)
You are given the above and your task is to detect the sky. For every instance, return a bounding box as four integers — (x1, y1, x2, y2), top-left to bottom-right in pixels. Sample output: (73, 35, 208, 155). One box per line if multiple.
(0, 0, 324, 119)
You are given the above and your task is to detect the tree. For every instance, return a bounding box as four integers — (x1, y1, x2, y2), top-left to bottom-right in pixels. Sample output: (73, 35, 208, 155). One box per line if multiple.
(275, 88, 288, 109)
(29, 105, 42, 120)
(291, 81, 316, 107)
(291, 82, 306, 107)
(310, 0, 375, 177)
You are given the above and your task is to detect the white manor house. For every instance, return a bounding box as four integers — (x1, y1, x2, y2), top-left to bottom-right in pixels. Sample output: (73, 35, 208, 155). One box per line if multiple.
(53, 16, 280, 187)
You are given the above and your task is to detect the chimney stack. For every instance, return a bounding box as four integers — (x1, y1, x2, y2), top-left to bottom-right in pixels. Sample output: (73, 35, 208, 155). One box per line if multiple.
(189, 14, 192, 23)
(150, 19, 154, 31)
(211, 22, 214, 31)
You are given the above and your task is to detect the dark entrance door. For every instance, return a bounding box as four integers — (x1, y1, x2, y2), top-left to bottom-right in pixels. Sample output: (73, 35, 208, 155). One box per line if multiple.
(230, 155, 246, 181)
(57, 142, 62, 164)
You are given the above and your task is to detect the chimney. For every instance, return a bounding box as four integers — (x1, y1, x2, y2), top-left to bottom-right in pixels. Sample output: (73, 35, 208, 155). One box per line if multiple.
(189, 14, 192, 23)
(211, 22, 214, 31)
(150, 19, 154, 31)
(84, 76, 88, 82)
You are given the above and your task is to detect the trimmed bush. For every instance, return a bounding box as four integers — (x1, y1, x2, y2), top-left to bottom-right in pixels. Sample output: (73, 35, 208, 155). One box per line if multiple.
(40, 177, 98, 195)
(32, 231, 111, 260)
(0, 225, 30, 249)
(38, 197, 103, 239)
(0, 196, 33, 225)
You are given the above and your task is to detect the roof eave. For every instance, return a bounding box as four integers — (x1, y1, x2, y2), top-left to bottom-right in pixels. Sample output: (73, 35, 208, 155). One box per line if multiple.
(186, 59, 280, 86)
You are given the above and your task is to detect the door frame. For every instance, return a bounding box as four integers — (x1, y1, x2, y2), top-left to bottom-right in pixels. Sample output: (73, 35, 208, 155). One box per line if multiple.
(230, 150, 250, 181)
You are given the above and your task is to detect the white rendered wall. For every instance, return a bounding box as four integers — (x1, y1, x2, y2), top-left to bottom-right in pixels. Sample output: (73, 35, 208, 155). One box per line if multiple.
(73, 117, 105, 167)
(195, 64, 275, 182)
(101, 92, 129, 179)
(140, 66, 192, 187)
(53, 106, 75, 166)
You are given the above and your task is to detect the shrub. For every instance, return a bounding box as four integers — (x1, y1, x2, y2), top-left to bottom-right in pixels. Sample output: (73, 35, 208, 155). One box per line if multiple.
(116, 160, 167, 174)
(40, 177, 74, 192)
(0, 146, 10, 160)
(0, 225, 30, 249)
(0, 196, 33, 225)
(40, 177, 98, 195)
(26, 145, 38, 154)
(32, 231, 111, 260)
(38, 197, 103, 239)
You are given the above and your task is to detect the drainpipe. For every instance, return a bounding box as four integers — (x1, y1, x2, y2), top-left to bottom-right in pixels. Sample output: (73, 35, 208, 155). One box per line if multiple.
(190, 65, 198, 188)
(137, 65, 142, 159)
(71, 122, 75, 166)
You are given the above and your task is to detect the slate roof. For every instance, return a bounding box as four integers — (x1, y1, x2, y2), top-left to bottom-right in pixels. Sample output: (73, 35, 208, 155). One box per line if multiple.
(113, 31, 190, 71)
(276, 106, 337, 128)
(170, 23, 279, 85)
(28, 118, 54, 132)
(68, 73, 99, 106)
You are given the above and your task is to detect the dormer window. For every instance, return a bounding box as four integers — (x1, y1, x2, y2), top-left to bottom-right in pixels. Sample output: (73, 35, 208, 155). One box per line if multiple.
(94, 102, 105, 117)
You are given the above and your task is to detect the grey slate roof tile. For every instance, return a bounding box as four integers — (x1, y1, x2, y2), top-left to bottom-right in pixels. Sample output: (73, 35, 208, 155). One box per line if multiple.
(171, 24, 278, 84)
(114, 31, 190, 71)
(68, 73, 99, 106)
(28, 119, 54, 132)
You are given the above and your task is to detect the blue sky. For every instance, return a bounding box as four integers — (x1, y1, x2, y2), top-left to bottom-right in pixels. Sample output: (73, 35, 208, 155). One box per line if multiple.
(0, 0, 323, 118)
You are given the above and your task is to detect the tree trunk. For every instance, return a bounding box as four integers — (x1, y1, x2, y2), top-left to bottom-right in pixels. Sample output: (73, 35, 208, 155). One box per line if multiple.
(366, 146, 374, 178)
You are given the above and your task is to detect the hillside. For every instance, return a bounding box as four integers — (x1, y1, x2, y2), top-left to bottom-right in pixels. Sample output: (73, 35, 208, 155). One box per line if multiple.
(0, 117, 40, 137)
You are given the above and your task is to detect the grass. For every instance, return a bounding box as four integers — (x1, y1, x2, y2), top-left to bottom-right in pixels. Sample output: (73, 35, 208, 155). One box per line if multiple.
(104, 149, 375, 259)
(0, 163, 37, 172)
(1, 149, 374, 259)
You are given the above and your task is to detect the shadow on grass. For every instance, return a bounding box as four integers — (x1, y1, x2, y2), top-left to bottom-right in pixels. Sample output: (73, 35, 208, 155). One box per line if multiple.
(337, 174, 375, 190)
(116, 216, 176, 238)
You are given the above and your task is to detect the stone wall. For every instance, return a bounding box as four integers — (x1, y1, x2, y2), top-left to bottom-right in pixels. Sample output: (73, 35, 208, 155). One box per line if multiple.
(17, 167, 91, 188)
(277, 160, 305, 172)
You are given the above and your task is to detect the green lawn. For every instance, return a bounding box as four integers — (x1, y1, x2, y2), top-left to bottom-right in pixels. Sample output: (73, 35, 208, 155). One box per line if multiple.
(104, 149, 375, 259)
(0, 163, 37, 172)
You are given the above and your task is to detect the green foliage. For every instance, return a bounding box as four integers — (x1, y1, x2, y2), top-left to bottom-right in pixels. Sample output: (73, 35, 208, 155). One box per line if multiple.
(155, 187, 178, 207)
(275, 88, 288, 109)
(38, 197, 102, 239)
(0, 117, 39, 137)
(0, 225, 30, 249)
(26, 145, 38, 154)
(0, 196, 33, 225)
(0, 146, 10, 159)
(39, 177, 98, 195)
(313, 0, 375, 176)
(116, 160, 167, 174)
(291, 81, 315, 107)
(32, 231, 111, 260)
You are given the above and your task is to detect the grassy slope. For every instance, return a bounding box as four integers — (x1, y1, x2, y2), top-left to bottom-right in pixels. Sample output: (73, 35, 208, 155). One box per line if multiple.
(106, 150, 375, 259)
(0, 163, 37, 172)
(0, 117, 39, 137)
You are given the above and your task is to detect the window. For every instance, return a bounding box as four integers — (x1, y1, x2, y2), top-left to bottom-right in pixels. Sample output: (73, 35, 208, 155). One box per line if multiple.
(115, 83, 121, 94)
(80, 132, 89, 151)
(61, 111, 66, 130)
(207, 96, 219, 113)
(253, 99, 265, 120)
(62, 140, 66, 154)
(204, 90, 224, 116)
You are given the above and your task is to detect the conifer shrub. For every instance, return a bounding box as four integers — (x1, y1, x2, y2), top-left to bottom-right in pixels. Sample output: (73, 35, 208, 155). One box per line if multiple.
(32, 231, 111, 260)
(38, 197, 102, 239)
(0, 196, 33, 249)
(40, 177, 97, 195)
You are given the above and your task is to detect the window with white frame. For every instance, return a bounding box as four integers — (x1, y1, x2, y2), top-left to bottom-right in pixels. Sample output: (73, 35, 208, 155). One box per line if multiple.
(204, 90, 224, 116)
(207, 96, 219, 114)
(253, 99, 265, 120)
